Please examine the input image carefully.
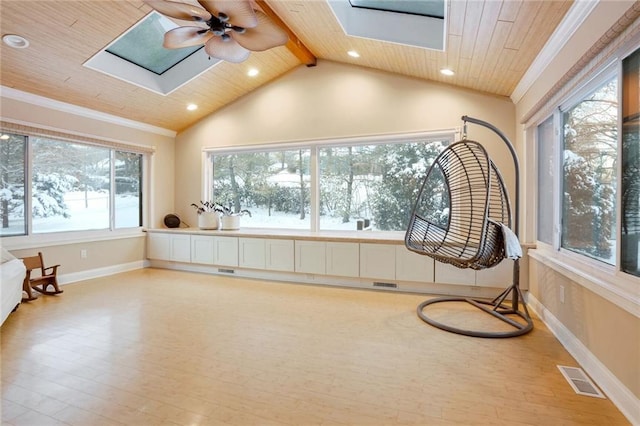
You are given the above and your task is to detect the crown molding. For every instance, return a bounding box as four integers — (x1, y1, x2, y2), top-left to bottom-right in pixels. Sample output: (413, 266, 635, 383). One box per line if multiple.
(0, 85, 176, 138)
(510, 0, 599, 104)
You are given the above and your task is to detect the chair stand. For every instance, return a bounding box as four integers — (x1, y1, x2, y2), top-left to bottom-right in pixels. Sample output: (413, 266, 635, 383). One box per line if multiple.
(417, 261, 533, 338)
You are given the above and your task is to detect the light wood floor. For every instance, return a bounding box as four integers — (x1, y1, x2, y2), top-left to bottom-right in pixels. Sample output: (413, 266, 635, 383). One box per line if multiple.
(1, 268, 630, 425)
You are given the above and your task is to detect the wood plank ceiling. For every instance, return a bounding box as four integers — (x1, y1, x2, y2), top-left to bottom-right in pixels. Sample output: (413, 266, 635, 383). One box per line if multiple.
(0, 0, 573, 132)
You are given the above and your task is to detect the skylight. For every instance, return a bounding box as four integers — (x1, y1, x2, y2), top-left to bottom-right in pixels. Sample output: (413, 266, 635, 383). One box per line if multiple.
(105, 12, 201, 75)
(84, 12, 221, 96)
(349, 0, 445, 19)
(328, 0, 446, 51)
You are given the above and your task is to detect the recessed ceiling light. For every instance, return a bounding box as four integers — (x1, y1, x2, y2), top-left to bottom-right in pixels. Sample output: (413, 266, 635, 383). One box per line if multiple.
(347, 50, 360, 58)
(187, 104, 198, 111)
(2, 34, 29, 49)
(440, 68, 455, 76)
(247, 68, 259, 77)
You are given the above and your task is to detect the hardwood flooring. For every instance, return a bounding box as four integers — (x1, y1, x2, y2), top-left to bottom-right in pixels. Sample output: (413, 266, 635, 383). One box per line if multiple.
(1, 268, 630, 425)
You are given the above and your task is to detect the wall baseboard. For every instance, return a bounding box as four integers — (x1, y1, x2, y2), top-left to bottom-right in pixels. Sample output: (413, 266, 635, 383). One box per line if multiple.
(57, 261, 147, 285)
(527, 293, 640, 425)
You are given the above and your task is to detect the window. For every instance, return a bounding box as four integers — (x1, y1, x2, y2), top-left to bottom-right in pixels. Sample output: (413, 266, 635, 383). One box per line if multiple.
(0, 133, 26, 236)
(562, 76, 618, 265)
(535, 46, 640, 280)
(208, 133, 452, 231)
(115, 151, 143, 229)
(319, 140, 446, 231)
(32, 138, 111, 233)
(537, 116, 555, 245)
(211, 149, 311, 230)
(622, 49, 640, 277)
(105, 12, 201, 75)
(0, 132, 144, 237)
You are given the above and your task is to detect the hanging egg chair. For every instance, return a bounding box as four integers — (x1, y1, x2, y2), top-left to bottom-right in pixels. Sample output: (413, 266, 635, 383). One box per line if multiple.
(405, 116, 533, 338)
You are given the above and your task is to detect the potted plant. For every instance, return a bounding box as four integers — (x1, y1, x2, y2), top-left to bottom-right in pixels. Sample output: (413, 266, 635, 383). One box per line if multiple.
(190, 201, 220, 230)
(215, 202, 251, 230)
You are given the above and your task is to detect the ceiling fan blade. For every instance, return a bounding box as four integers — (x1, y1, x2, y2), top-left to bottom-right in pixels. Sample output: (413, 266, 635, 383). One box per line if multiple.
(232, 10, 288, 52)
(163, 27, 213, 49)
(198, 0, 258, 28)
(205, 36, 251, 63)
(144, 0, 211, 22)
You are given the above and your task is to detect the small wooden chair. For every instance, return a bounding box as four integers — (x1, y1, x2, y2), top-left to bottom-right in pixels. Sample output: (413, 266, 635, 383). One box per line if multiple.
(21, 252, 63, 301)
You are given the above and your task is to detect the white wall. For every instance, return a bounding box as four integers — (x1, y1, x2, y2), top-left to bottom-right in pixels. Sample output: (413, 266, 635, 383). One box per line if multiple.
(0, 92, 176, 274)
(175, 60, 516, 228)
(514, 1, 640, 419)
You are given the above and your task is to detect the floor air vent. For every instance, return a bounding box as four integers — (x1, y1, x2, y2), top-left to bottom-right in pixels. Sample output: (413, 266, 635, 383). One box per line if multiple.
(218, 268, 235, 274)
(373, 282, 397, 288)
(557, 366, 605, 398)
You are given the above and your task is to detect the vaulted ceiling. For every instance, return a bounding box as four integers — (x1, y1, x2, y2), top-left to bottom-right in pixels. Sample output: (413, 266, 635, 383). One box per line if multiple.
(0, 0, 573, 132)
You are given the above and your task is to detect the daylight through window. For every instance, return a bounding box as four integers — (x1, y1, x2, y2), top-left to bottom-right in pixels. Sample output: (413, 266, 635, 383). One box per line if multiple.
(0, 133, 144, 237)
(209, 135, 452, 232)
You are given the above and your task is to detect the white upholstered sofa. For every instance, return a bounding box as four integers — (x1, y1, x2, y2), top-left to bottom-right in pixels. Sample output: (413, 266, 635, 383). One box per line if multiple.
(1, 248, 25, 325)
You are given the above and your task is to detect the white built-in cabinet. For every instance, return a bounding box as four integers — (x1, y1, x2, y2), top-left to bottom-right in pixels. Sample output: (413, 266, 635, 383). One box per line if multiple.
(147, 231, 519, 289)
(475, 259, 514, 287)
(434, 256, 514, 286)
(326, 242, 359, 277)
(294, 241, 360, 277)
(213, 236, 238, 267)
(191, 235, 214, 265)
(239, 238, 266, 269)
(238, 238, 296, 272)
(395, 246, 435, 282)
(147, 232, 191, 262)
(359, 243, 395, 280)
(265, 239, 295, 272)
(294, 240, 325, 274)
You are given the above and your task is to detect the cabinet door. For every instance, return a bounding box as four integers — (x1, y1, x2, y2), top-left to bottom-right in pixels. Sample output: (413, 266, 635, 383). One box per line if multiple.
(295, 241, 326, 274)
(191, 235, 215, 265)
(147, 233, 170, 260)
(239, 238, 266, 269)
(326, 242, 359, 277)
(265, 239, 295, 272)
(475, 259, 514, 288)
(395, 246, 435, 282)
(434, 261, 476, 285)
(360, 243, 396, 280)
(170, 234, 191, 262)
(213, 236, 239, 267)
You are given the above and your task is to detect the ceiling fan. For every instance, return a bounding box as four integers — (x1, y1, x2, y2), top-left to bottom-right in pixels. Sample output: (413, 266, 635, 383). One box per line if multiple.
(143, 0, 288, 63)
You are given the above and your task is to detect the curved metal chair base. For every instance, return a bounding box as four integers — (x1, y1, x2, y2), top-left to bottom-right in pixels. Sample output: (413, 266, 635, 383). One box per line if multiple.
(417, 285, 534, 338)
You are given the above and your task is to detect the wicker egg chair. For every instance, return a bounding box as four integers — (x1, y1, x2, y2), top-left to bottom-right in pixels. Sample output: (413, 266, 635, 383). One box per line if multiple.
(405, 116, 533, 338)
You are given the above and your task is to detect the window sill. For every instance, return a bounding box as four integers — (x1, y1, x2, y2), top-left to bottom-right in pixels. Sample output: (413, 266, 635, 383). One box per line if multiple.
(145, 227, 407, 244)
(528, 247, 640, 318)
(1, 228, 145, 251)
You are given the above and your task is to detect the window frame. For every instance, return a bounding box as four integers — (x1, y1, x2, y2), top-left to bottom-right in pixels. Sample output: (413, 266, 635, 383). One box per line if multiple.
(0, 132, 149, 250)
(559, 65, 619, 266)
(532, 48, 639, 307)
(204, 129, 458, 232)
